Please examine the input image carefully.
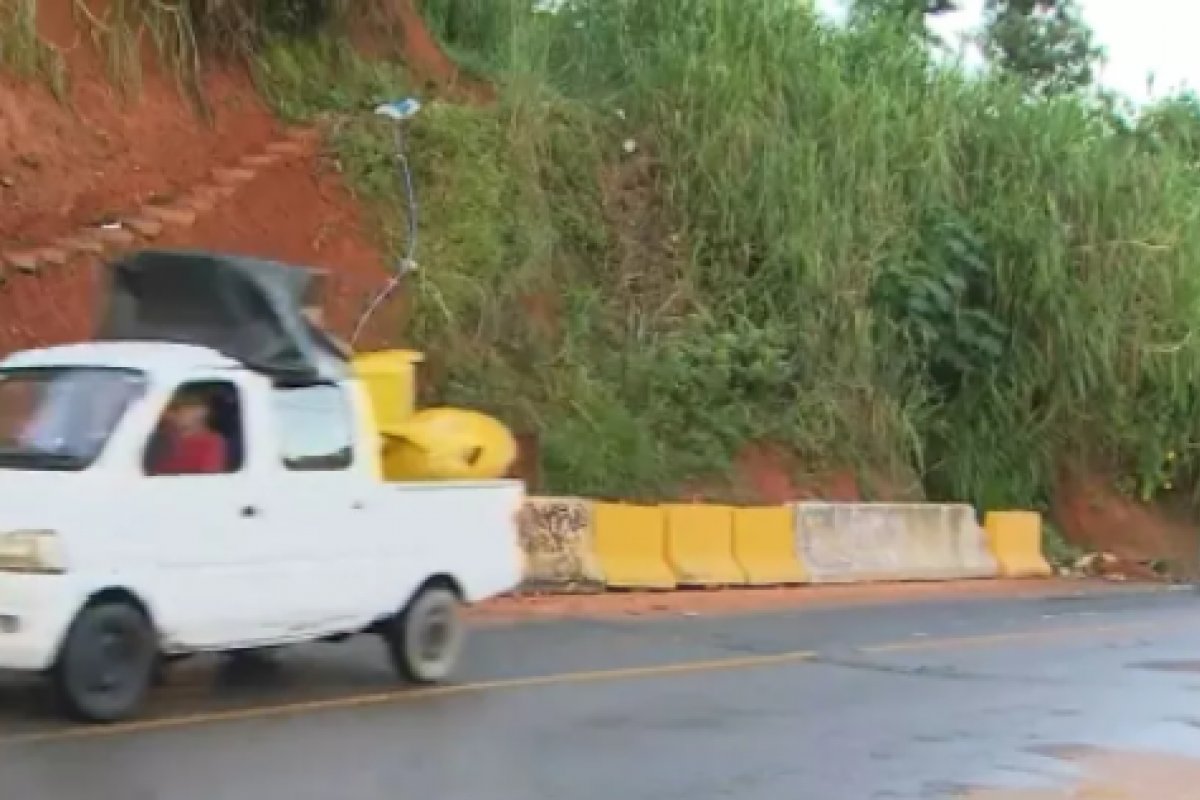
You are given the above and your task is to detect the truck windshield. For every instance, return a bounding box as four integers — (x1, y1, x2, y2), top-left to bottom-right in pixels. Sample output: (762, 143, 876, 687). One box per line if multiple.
(0, 367, 146, 471)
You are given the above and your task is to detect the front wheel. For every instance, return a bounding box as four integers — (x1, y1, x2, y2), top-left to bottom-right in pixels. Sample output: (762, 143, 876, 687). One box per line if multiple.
(52, 603, 157, 723)
(382, 586, 464, 684)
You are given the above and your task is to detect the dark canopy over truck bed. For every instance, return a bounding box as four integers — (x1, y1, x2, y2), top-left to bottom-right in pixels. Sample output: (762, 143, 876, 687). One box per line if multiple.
(95, 249, 349, 382)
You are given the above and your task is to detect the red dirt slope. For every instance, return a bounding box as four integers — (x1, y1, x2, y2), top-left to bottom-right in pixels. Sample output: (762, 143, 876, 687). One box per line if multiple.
(151, 137, 396, 348)
(1054, 470, 1200, 579)
(2, 0, 280, 246)
(0, 0, 397, 350)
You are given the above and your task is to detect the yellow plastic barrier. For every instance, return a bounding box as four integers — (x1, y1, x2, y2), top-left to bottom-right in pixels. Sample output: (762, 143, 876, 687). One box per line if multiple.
(593, 504, 676, 589)
(984, 510, 1053, 578)
(518, 498, 603, 585)
(664, 504, 747, 586)
(733, 506, 807, 585)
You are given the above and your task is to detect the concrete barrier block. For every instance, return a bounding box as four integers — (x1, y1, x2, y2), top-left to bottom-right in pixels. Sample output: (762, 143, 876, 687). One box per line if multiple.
(796, 503, 899, 583)
(795, 502, 999, 584)
(518, 497, 602, 586)
(948, 504, 1000, 578)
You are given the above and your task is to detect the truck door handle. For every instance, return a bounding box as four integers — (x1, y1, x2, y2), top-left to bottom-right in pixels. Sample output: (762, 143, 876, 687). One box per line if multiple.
(241, 505, 259, 518)
(352, 501, 365, 511)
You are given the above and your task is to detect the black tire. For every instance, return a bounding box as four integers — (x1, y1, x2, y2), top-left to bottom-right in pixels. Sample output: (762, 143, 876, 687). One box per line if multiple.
(52, 603, 157, 723)
(383, 586, 464, 684)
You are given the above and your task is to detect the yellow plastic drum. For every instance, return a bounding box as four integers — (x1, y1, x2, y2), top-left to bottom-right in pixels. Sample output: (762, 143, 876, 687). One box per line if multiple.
(352, 349, 424, 430)
(381, 407, 517, 481)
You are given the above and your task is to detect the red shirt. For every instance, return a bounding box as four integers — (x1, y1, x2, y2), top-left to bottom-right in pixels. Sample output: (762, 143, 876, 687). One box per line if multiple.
(152, 430, 227, 475)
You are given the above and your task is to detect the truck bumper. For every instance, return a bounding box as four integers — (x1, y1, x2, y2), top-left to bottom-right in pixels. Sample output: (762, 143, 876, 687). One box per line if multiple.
(0, 574, 77, 671)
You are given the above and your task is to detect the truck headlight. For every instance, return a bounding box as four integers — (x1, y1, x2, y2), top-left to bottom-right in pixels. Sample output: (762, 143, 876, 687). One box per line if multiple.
(0, 530, 66, 574)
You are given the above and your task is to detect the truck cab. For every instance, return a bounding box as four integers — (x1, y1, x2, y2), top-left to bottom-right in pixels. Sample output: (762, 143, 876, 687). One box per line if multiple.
(0, 251, 524, 723)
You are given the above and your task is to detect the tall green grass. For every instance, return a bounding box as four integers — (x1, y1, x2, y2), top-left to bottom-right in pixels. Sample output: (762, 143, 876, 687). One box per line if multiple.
(212, 0, 1197, 507)
(407, 0, 1200, 506)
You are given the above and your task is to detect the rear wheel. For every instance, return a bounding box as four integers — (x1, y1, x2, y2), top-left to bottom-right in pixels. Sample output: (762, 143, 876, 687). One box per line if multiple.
(382, 586, 464, 684)
(52, 603, 156, 723)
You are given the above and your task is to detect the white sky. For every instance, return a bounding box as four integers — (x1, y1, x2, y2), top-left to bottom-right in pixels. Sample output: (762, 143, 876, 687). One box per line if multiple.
(820, 0, 1197, 104)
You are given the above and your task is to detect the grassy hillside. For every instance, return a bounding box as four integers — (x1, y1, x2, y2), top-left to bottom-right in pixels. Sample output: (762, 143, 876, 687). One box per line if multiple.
(248, 0, 1200, 506)
(310, 0, 1200, 509)
(12, 0, 1200, 510)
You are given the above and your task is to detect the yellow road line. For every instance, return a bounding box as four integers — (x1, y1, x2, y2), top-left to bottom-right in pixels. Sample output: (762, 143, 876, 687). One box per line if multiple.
(0, 649, 818, 747)
(0, 615, 1187, 748)
(860, 619, 1176, 655)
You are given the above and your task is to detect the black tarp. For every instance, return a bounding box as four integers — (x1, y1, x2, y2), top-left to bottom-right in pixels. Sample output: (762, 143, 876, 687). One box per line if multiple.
(96, 249, 349, 382)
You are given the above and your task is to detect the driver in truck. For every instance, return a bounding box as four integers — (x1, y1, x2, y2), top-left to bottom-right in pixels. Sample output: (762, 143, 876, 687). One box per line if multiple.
(147, 389, 227, 475)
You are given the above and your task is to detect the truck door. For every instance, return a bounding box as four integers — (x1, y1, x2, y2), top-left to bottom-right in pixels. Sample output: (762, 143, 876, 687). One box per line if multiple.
(267, 381, 382, 635)
(134, 377, 290, 649)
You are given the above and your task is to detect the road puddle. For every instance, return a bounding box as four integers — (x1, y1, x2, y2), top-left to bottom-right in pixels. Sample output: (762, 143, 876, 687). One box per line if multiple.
(962, 746, 1200, 798)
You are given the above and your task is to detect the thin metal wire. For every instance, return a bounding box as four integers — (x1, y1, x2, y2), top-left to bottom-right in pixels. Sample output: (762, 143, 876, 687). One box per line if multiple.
(351, 123, 419, 347)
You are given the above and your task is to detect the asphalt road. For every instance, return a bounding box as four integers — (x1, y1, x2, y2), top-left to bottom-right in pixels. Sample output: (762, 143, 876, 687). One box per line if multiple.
(3, 584, 1200, 799)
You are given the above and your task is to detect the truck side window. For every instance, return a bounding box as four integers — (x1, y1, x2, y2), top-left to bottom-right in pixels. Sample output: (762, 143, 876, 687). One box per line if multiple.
(145, 381, 244, 476)
(272, 383, 354, 471)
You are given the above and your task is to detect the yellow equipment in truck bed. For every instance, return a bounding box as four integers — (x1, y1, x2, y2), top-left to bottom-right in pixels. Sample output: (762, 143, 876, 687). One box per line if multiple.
(380, 407, 517, 481)
(352, 349, 517, 481)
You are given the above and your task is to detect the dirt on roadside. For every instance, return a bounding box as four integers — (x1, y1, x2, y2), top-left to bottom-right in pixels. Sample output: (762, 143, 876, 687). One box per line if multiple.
(1054, 470, 1200, 581)
(466, 578, 1151, 624)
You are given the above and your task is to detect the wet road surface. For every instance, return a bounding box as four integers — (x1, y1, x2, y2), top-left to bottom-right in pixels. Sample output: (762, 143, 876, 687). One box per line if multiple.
(3, 584, 1200, 798)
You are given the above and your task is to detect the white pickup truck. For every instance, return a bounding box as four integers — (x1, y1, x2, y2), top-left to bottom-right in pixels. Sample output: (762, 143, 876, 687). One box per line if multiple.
(0, 251, 524, 723)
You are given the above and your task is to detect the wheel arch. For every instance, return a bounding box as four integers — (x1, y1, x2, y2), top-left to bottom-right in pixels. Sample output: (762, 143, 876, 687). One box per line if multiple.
(83, 586, 156, 623)
(55, 585, 161, 660)
(366, 574, 467, 635)
(409, 574, 465, 607)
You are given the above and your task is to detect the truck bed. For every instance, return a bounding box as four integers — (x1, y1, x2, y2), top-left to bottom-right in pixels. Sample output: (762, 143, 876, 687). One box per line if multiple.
(378, 479, 525, 603)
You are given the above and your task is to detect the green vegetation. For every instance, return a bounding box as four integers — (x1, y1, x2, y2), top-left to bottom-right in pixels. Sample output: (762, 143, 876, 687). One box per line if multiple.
(850, 0, 1103, 98)
(395, 0, 1200, 508)
(248, 0, 1200, 505)
(982, 0, 1103, 98)
(1041, 520, 1082, 571)
(251, 32, 677, 497)
(11, 0, 1200, 509)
